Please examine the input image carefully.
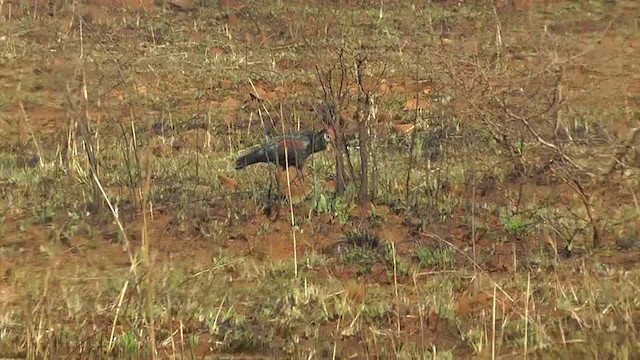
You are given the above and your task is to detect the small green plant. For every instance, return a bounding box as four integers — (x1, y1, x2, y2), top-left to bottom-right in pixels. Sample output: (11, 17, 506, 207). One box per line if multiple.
(359, 302, 392, 323)
(331, 230, 385, 273)
(343, 229, 381, 249)
(256, 222, 271, 236)
(32, 200, 57, 224)
(309, 190, 356, 225)
(302, 251, 327, 269)
(415, 245, 456, 269)
(382, 243, 411, 277)
(499, 208, 529, 237)
(223, 330, 265, 353)
(188, 334, 199, 358)
(342, 246, 380, 271)
(117, 331, 138, 358)
(310, 191, 331, 215)
(465, 324, 486, 355)
(333, 197, 356, 225)
(367, 204, 386, 227)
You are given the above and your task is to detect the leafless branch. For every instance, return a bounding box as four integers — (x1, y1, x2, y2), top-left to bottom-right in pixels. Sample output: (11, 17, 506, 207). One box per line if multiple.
(607, 127, 640, 175)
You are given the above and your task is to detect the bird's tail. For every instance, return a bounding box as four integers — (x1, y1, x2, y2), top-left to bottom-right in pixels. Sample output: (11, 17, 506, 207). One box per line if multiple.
(235, 148, 265, 170)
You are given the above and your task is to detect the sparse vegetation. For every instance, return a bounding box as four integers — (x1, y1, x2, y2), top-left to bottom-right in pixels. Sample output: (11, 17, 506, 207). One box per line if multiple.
(1, 0, 640, 358)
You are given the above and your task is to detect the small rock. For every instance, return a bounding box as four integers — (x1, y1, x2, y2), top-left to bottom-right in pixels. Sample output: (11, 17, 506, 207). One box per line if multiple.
(441, 38, 454, 46)
(275, 168, 312, 204)
(218, 174, 238, 191)
(391, 123, 415, 135)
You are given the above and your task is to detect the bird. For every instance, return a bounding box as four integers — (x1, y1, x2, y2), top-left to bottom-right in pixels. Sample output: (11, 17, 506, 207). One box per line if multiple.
(235, 128, 334, 176)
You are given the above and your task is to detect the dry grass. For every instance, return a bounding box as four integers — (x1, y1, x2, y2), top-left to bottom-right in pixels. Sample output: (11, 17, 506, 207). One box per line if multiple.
(1, 0, 640, 358)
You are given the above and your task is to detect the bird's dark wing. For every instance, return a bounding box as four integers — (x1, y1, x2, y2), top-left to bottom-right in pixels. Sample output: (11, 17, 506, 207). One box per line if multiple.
(275, 138, 307, 152)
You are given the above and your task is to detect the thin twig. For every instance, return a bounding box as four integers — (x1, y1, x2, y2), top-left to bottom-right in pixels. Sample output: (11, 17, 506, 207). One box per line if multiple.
(161, 260, 239, 296)
(108, 279, 129, 352)
(496, 99, 594, 177)
(607, 127, 640, 175)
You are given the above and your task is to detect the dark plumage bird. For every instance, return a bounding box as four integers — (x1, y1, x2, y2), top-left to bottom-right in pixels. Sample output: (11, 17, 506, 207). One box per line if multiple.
(235, 128, 334, 172)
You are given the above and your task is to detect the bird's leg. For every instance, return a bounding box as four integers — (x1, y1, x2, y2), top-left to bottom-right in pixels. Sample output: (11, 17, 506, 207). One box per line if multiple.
(291, 167, 301, 183)
(297, 167, 309, 183)
(291, 167, 306, 184)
